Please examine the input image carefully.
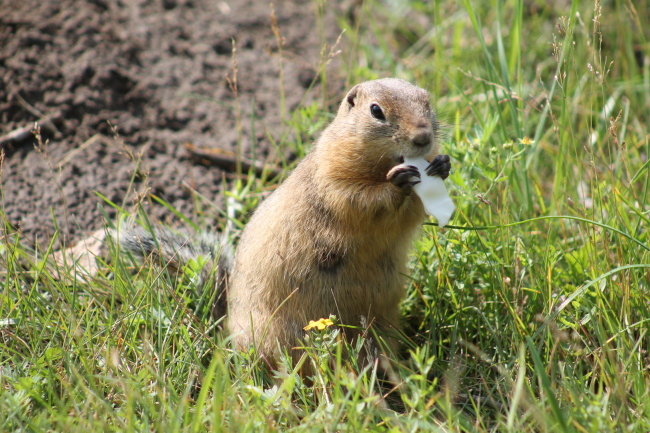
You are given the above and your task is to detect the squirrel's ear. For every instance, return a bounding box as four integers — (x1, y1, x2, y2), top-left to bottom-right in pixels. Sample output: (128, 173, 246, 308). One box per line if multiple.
(345, 85, 360, 109)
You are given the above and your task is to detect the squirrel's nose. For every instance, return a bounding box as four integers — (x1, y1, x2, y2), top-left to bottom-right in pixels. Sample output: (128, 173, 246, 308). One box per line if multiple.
(412, 130, 432, 148)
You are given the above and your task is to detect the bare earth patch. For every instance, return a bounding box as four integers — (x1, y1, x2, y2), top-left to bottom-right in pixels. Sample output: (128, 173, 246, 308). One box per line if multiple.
(1, 0, 346, 249)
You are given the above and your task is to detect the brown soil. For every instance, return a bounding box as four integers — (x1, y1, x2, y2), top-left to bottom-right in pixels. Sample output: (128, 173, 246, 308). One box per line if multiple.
(1, 0, 347, 249)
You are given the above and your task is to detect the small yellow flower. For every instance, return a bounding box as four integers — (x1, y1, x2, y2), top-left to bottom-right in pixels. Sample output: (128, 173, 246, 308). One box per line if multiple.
(303, 318, 334, 331)
(519, 136, 534, 146)
(502, 141, 514, 150)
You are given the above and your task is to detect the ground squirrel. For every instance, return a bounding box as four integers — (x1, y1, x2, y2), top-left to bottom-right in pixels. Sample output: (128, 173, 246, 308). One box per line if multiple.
(116, 78, 451, 370)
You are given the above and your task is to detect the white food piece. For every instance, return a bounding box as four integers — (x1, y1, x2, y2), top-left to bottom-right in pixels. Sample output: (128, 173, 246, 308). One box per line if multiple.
(403, 157, 455, 227)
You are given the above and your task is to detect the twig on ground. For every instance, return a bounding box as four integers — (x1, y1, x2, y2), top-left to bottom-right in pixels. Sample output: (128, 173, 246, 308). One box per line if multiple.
(0, 112, 62, 146)
(57, 134, 112, 169)
(14, 93, 62, 138)
(185, 142, 282, 178)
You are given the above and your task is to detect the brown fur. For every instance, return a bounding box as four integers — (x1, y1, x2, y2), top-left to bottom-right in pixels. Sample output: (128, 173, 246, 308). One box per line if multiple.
(227, 78, 442, 368)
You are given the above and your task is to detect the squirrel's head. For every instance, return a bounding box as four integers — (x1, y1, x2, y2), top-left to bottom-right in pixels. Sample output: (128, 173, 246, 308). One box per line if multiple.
(333, 78, 439, 163)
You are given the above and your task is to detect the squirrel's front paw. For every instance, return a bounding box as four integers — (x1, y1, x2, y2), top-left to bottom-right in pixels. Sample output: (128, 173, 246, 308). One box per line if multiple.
(425, 154, 451, 180)
(387, 164, 421, 190)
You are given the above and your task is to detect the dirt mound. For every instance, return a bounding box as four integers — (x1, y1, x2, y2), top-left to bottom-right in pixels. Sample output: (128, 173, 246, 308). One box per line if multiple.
(1, 0, 346, 248)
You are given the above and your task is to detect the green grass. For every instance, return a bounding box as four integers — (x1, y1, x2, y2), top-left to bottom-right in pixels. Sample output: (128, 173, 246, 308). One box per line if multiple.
(3, 0, 650, 431)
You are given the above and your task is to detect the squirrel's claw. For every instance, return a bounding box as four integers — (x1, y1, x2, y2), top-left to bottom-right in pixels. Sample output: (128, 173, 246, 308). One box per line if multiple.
(425, 154, 451, 180)
(387, 164, 421, 189)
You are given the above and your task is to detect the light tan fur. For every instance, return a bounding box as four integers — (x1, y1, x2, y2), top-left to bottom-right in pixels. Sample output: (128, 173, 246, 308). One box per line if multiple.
(227, 78, 441, 368)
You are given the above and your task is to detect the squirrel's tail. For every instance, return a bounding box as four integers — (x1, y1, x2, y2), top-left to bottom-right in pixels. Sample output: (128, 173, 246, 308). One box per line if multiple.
(111, 225, 233, 320)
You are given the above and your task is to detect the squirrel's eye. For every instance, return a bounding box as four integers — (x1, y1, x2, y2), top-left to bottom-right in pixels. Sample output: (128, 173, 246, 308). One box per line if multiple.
(370, 103, 386, 121)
